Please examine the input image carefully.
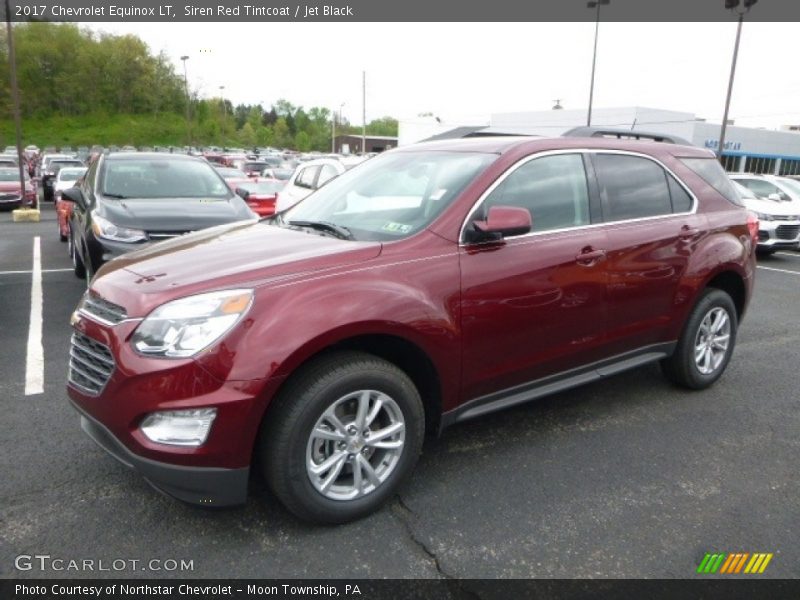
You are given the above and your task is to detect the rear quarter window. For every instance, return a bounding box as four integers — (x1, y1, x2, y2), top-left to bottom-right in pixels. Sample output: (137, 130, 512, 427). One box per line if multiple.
(680, 157, 744, 207)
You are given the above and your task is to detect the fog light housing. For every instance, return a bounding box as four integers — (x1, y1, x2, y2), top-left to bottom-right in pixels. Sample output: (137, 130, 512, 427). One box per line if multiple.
(140, 408, 217, 446)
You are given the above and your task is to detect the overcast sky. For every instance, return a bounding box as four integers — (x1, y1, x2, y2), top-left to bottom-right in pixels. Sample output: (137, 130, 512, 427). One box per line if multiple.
(84, 22, 800, 130)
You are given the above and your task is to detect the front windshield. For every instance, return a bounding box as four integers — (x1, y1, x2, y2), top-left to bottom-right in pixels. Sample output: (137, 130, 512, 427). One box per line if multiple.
(0, 169, 24, 181)
(283, 150, 495, 241)
(101, 158, 231, 199)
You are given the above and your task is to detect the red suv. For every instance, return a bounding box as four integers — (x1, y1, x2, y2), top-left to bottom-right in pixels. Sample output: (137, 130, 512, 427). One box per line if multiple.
(68, 132, 756, 523)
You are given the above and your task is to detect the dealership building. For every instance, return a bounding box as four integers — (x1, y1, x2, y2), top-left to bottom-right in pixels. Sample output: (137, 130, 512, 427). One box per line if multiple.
(400, 106, 800, 176)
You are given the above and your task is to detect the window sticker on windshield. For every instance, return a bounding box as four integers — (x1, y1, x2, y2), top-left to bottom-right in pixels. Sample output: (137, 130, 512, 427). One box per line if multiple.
(430, 189, 447, 201)
(381, 222, 413, 234)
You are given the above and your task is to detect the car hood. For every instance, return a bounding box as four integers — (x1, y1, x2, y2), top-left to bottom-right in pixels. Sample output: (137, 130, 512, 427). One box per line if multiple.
(742, 197, 800, 217)
(98, 195, 254, 232)
(92, 220, 382, 316)
(0, 182, 23, 192)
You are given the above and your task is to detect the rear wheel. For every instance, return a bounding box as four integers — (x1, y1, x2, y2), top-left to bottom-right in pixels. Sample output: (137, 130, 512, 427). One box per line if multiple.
(661, 288, 737, 389)
(259, 351, 425, 524)
(58, 216, 67, 242)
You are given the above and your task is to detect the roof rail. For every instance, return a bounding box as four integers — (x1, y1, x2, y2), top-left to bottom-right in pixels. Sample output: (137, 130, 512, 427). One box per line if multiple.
(562, 127, 692, 146)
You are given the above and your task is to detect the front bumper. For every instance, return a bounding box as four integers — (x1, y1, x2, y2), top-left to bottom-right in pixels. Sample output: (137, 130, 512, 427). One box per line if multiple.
(72, 400, 249, 506)
(757, 221, 800, 250)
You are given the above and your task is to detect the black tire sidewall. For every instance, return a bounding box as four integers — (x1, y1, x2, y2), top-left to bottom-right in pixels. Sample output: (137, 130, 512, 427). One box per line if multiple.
(266, 356, 424, 523)
(679, 289, 738, 389)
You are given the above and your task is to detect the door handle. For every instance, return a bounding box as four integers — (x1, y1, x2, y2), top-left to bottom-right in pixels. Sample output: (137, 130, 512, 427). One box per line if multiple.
(575, 248, 606, 266)
(679, 225, 700, 238)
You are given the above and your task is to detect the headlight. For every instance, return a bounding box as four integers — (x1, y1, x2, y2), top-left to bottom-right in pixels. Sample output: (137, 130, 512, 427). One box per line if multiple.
(140, 408, 217, 446)
(753, 212, 774, 222)
(91, 211, 147, 242)
(131, 289, 254, 358)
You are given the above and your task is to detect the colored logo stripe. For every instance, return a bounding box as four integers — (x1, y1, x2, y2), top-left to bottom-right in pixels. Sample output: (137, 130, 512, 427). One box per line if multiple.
(697, 552, 773, 574)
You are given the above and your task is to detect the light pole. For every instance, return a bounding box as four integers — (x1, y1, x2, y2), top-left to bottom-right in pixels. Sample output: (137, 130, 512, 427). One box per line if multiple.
(5, 1, 30, 213)
(586, 0, 609, 127)
(180, 55, 190, 145)
(219, 85, 226, 147)
(332, 102, 345, 153)
(718, 0, 758, 163)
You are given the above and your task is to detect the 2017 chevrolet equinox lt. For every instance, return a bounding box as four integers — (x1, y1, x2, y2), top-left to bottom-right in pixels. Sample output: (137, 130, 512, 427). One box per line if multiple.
(67, 132, 757, 523)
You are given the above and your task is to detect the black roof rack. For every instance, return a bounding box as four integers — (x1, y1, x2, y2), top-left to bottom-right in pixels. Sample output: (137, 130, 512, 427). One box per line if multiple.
(562, 127, 692, 146)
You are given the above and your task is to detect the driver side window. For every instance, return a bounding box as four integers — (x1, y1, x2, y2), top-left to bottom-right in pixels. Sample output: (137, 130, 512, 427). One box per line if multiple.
(483, 154, 590, 234)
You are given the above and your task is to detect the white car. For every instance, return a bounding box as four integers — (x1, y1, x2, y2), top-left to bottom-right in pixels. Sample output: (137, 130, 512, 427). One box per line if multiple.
(731, 180, 800, 254)
(275, 158, 347, 212)
(730, 173, 800, 203)
(54, 166, 88, 196)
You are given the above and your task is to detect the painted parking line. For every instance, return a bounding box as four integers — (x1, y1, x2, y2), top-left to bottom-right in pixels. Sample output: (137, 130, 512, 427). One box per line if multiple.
(757, 265, 800, 276)
(774, 252, 800, 259)
(25, 237, 44, 396)
(0, 267, 73, 276)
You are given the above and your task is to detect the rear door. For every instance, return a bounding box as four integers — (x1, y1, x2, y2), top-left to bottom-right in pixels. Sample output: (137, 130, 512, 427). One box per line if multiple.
(459, 152, 609, 401)
(589, 151, 704, 355)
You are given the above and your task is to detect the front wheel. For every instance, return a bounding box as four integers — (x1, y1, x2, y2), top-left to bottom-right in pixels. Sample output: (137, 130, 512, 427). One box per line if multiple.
(259, 351, 425, 524)
(661, 288, 738, 389)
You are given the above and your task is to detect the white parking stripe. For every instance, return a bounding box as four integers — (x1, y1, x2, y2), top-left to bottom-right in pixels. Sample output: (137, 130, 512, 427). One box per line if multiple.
(757, 265, 800, 276)
(24, 237, 44, 396)
(775, 252, 800, 259)
(0, 268, 73, 275)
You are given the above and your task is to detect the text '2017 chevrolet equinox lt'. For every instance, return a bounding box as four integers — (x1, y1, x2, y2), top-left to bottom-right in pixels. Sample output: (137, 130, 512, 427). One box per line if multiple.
(68, 131, 757, 523)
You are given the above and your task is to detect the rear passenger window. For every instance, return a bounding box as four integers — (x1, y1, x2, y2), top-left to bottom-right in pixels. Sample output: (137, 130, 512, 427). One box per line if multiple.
(594, 154, 672, 221)
(667, 175, 693, 212)
(483, 154, 590, 233)
(296, 166, 319, 189)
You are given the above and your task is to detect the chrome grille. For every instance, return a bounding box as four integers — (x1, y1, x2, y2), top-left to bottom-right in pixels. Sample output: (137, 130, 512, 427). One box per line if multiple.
(776, 225, 800, 240)
(0, 192, 21, 201)
(68, 333, 115, 395)
(82, 294, 127, 325)
(772, 215, 800, 221)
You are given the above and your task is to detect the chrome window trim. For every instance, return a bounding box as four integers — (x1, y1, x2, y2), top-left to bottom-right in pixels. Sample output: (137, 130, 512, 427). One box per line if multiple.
(459, 148, 699, 246)
(77, 308, 142, 328)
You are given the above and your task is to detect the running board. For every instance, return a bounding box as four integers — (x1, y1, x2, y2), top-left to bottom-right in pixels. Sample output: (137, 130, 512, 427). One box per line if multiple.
(442, 342, 675, 427)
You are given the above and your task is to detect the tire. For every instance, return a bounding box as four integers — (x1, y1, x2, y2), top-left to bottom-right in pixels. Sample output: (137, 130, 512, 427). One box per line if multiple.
(756, 248, 776, 257)
(661, 288, 738, 390)
(259, 351, 425, 524)
(70, 227, 86, 279)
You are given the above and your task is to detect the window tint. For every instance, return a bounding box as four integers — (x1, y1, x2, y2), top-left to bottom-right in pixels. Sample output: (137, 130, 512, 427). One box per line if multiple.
(483, 154, 590, 233)
(680, 157, 743, 206)
(317, 164, 339, 188)
(296, 166, 319, 189)
(667, 175, 693, 212)
(594, 154, 672, 221)
(736, 178, 785, 200)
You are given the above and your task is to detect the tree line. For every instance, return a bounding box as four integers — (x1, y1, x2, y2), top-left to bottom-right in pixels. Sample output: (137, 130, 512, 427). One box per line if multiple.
(0, 22, 397, 149)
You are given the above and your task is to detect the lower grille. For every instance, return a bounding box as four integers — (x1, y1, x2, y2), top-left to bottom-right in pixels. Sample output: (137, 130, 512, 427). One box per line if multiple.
(68, 332, 115, 395)
(0, 192, 21, 202)
(776, 224, 800, 241)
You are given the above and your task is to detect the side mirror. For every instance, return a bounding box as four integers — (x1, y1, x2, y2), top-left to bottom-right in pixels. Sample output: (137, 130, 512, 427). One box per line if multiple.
(767, 193, 782, 202)
(467, 205, 532, 242)
(235, 188, 249, 200)
(61, 187, 85, 210)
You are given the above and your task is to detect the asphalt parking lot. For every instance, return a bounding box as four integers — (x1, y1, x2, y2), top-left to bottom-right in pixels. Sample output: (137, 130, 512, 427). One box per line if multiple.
(0, 203, 798, 580)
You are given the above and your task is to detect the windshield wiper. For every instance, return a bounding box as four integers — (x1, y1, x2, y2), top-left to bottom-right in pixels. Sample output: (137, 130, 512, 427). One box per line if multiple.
(288, 220, 354, 240)
(103, 192, 128, 199)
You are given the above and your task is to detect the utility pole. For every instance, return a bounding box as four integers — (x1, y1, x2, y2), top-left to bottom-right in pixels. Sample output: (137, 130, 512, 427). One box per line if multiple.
(5, 1, 30, 211)
(586, 0, 609, 127)
(180, 55, 191, 146)
(718, 0, 758, 162)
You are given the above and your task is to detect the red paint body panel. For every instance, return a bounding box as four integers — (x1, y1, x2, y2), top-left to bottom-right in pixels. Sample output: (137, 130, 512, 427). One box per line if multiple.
(67, 136, 755, 482)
